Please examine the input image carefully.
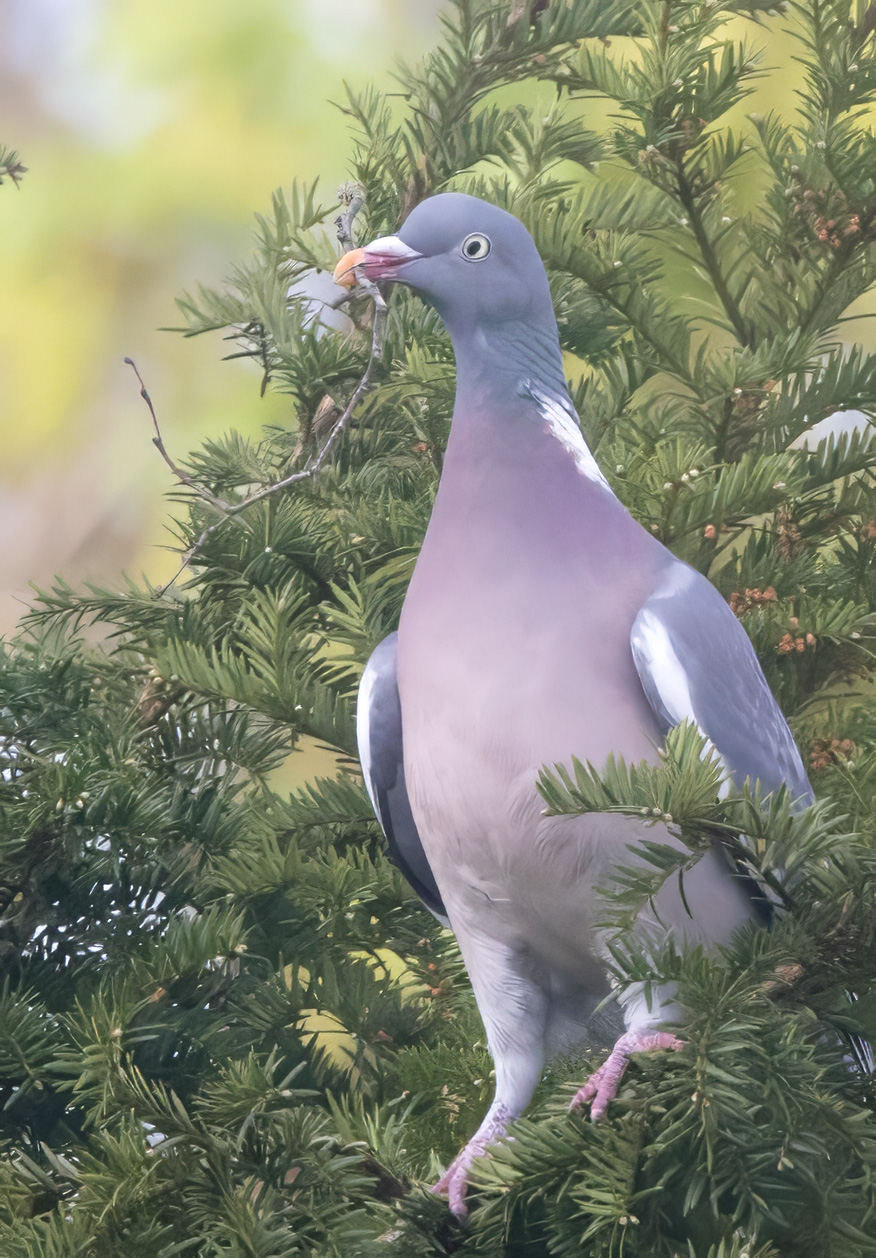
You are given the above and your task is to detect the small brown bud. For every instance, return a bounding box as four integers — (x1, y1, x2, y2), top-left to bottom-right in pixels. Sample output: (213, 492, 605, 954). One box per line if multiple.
(763, 962, 804, 993)
(809, 737, 853, 771)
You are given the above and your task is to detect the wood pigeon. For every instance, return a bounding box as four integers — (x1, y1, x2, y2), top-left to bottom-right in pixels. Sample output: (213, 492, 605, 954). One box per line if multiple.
(333, 193, 812, 1217)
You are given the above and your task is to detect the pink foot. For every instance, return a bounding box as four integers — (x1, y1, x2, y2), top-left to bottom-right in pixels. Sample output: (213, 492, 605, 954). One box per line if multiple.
(431, 1153, 476, 1219)
(431, 1100, 512, 1218)
(570, 1030, 684, 1122)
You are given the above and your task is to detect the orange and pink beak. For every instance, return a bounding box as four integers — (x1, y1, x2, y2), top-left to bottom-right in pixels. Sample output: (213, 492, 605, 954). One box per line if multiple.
(332, 235, 422, 288)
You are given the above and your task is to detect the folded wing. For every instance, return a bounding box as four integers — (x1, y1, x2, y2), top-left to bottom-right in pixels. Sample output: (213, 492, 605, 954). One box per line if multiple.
(631, 563, 812, 804)
(357, 633, 448, 922)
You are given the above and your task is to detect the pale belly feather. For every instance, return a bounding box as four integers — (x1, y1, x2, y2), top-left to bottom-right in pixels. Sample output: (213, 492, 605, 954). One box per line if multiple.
(399, 608, 662, 990)
(399, 581, 757, 1000)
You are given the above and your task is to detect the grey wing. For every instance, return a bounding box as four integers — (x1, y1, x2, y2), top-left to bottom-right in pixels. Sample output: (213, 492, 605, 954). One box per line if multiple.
(631, 563, 813, 806)
(357, 634, 448, 923)
(628, 567, 876, 1066)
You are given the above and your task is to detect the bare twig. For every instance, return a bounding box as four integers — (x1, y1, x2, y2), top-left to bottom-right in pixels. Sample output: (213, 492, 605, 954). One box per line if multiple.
(335, 181, 367, 250)
(132, 189, 379, 595)
(125, 358, 231, 514)
(142, 297, 386, 594)
(286, 393, 342, 467)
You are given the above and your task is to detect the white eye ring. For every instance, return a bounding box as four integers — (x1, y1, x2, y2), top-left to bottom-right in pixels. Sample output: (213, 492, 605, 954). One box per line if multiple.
(461, 232, 491, 261)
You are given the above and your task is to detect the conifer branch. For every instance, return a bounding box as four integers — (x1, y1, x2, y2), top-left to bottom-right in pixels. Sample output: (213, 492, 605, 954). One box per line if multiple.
(799, 230, 870, 335)
(124, 193, 392, 595)
(673, 156, 753, 348)
(145, 290, 386, 594)
(0, 144, 26, 187)
(9, 5, 876, 1252)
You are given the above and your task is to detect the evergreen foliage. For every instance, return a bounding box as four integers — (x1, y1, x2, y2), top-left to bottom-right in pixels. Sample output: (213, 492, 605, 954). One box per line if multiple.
(0, 144, 26, 187)
(2, 0, 876, 1251)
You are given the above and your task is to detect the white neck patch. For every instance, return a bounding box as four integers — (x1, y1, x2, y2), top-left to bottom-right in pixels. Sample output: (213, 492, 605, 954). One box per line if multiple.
(522, 380, 612, 491)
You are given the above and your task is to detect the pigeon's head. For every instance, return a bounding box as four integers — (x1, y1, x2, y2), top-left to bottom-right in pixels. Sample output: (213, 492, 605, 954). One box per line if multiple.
(333, 193, 554, 337)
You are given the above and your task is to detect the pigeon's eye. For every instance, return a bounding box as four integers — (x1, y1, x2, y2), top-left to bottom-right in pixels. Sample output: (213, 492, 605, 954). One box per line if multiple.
(461, 232, 491, 261)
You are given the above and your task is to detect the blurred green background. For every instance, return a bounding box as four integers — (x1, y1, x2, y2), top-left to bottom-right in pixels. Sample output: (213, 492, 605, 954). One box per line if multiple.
(0, 0, 441, 632)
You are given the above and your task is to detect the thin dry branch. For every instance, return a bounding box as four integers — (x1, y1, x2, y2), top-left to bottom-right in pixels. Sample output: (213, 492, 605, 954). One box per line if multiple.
(126, 191, 386, 595)
(335, 181, 367, 250)
(134, 289, 386, 595)
(125, 358, 231, 514)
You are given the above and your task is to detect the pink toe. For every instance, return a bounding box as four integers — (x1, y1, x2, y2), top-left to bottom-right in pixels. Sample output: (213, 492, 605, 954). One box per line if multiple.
(589, 1083, 615, 1122)
(571, 1032, 684, 1120)
(431, 1170, 451, 1196)
(569, 1071, 601, 1110)
(431, 1164, 470, 1219)
(448, 1177, 469, 1219)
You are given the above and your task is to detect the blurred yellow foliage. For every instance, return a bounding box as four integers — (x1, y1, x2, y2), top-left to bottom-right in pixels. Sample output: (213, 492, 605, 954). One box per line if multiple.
(0, 0, 440, 629)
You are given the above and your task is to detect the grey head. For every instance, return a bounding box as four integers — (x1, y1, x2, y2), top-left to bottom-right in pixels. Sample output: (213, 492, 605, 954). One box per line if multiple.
(333, 193, 566, 392)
